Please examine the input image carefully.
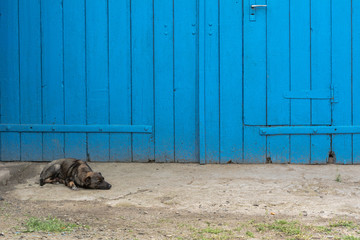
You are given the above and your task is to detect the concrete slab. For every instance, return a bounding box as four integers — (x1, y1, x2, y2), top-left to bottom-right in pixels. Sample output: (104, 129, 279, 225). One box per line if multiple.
(1, 162, 360, 219)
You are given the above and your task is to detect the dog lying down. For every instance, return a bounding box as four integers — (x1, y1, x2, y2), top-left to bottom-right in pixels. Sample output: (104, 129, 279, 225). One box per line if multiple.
(40, 158, 112, 190)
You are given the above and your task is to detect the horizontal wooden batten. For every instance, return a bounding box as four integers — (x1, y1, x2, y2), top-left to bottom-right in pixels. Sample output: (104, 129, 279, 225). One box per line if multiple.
(260, 126, 360, 135)
(283, 89, 331, 99)
(0, 124, 152, 133)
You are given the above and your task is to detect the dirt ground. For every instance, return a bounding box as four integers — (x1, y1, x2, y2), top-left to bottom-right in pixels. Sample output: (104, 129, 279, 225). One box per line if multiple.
(1, 162, 360, 239)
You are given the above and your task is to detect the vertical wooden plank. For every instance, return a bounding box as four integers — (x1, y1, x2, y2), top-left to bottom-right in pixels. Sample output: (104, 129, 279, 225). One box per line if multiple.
(290, 135, 310, 164)
(243, 0, 266, 163)
(154, 0, 174, 162)
(266, 0, 290, 163)
(289, 0, 311, 164)
(86, 0, 110, 161)
(353, 0, 360, 164)
(243, 0, 266, 125)
(310, 0, 332, 164)
(63, 0, 86, 160)
(174, 0, 197, 162)
(131, 0, 154, 162)
(267, 136, 290, 164)
(290, 0, 311, 126)
(204, 0, 220, 163)
(219, 0, 243, 163)
(0, 0, 21, 161)
(331, 0, 352, 164)
(108, 0, 132, 162)
(198, 0, 206, 164)
(41, 0, 65, 161)
(19, 0, 43, 161)
(311, 0, 331, 125)
(267, 0, 290, 126)
(311, 135, 331, 164)
(244, 127, 266, 163)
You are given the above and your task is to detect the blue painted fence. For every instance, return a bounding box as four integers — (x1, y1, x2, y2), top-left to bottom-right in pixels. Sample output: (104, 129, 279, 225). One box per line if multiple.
(1, 0, 359, 164)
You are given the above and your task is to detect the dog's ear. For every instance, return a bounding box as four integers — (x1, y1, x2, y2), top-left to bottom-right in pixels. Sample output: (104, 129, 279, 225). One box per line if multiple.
(85, 176, 91, 186)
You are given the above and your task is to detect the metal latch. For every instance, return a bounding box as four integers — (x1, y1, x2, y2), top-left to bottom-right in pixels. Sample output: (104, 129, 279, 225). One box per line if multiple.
(250, 0, 267, 21)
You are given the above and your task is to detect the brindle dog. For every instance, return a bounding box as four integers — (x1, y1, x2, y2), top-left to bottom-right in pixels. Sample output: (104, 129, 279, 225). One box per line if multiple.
(40, 158, 112, 190)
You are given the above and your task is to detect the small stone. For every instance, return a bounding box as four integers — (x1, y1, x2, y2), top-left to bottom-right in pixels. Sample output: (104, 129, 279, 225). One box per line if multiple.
(144, 211, 148, 214)
(0, 196, 3, 201)
(303, 211, 308, 216)
(253, 203, 259, 207)
(0, 232, 4, 237)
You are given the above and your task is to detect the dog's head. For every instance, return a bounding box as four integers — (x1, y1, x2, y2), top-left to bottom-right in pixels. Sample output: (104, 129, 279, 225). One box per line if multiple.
(84, 172, 112, 190)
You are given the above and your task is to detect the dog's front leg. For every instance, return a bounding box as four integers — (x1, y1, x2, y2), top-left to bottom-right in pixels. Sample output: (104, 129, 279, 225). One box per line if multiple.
(65, 178, 78, 190)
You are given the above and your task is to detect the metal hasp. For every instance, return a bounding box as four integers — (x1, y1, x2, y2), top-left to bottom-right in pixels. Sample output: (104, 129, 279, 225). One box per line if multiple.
(250, 0, 267, 21)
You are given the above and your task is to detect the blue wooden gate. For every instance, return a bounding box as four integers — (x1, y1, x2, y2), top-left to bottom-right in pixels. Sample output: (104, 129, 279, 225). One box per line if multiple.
(242, 0, 359, 164)
(1, 0, 359, 163)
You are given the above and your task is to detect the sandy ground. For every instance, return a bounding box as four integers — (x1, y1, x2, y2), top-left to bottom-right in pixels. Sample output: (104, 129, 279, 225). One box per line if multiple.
(1, 162, 360, 239)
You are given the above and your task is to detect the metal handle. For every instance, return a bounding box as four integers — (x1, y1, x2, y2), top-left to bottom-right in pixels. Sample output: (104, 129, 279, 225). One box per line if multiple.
(251, 5, 267, 8)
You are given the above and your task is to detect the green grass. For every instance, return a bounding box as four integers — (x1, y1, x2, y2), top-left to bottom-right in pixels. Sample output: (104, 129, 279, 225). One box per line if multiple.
(343, 236, 360, 240)
(22, 217, 80, 233)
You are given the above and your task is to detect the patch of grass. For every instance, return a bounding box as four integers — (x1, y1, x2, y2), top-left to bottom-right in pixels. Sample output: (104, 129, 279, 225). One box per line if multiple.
(343, 236, 360, 240)
(187, 225, 234, 240)
(254, 223, 267, 232)
(22, 217, 80, 233)
(267, 220, 302, 236)
(330, 220, 357, 229)
(201, 227, 224, 234)
(313, 225, 332, 233)
(246, 231, 254, 238)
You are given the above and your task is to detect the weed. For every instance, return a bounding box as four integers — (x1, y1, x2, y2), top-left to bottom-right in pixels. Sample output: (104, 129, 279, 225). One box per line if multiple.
(336, 174, 342, 182)
(22, 217, 80, 233)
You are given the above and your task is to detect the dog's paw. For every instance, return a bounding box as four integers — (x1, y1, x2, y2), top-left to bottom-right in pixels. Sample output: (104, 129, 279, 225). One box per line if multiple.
(71, 186, 79, 191)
